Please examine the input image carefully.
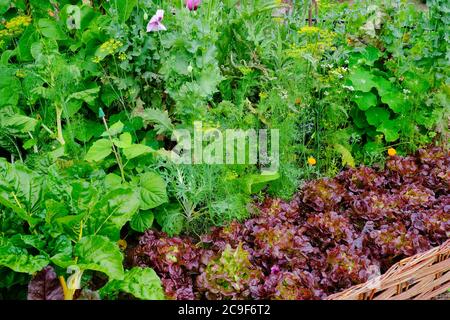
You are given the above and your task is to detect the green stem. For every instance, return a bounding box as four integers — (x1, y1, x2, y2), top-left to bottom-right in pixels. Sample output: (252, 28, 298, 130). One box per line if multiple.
(56, 105, 65, 145)
(101, 117, 126, 182)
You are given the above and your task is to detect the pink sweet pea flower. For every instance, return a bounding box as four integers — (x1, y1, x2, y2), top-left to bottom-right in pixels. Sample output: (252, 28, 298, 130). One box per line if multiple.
(146, 9, 166, 32)
(185, 0, 201, 11)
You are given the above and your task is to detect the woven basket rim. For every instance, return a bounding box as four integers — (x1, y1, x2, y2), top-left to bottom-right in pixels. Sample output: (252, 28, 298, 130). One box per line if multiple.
(327, 239, 450, 300)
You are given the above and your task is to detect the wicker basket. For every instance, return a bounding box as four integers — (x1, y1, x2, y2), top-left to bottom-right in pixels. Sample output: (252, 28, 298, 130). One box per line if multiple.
(328, 240, 450, 300)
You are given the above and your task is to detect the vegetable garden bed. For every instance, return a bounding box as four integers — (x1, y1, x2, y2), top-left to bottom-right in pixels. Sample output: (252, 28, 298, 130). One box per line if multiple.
(0, 0, 449, 301)
(126, 147, 449, 300)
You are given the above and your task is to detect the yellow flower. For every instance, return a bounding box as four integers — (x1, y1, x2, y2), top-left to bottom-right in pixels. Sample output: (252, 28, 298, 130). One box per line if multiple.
(99, 39, 123, 55)
(0, 16, 32, 40)
(298, 26, 321, 35)
(388, 148, 397, 157)
(259, 91, 268, 100)
(307, 157, 317, 166)
(118, 52, 127, 61)
(117, 239, 127, 251)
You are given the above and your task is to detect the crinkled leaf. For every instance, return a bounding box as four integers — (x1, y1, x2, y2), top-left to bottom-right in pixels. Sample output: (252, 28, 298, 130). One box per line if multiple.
(140, 108, 174, 135)
(67, 87, 100, 105)
(75, 235, 124, 280)
(334, 144, 355, 167)
(0, 159, 43, 225)
(27, 266, 64, 300)
(100, 267, 165, 300)
(4, 115, 38, 133)
(0, 241, 48, 274)
(86, 188, 140, 240)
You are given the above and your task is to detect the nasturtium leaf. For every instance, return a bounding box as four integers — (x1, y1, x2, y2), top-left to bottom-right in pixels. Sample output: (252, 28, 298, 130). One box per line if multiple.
(130, 211, 154, 232)
(350, 107, 369, 129)
(85, 139, 112, 162)
(75, 235, 124, 280)
(377, 119, 400, 142)
(348, 69, 377, 92)
(380, 90, 409, 113)
(27, 266, 64, 300)
(372, 76, 393, 96)
(361, 46, 382, 66)
(37, 19, 67, 40)
(364, 141, 384, 154)
(86, 188, 140, 240)
(0, 241, 48, 274)
(122, 144, 154, 160)
(100, 267, 165, 300)
(402, 71, 430, 94)
(139, 172, 168, 210)
(365, 107, 390, 127)
(353, 91, 377, 111)
(101, 121, 124, 137)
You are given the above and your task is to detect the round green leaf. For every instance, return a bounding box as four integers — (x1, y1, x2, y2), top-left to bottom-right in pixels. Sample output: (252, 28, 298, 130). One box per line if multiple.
(139, 172, 168, 210)
(85, 139, 113, 162)
(130, 211, 154, 233)
(365, 107, 390, 127)
(353, 91, 378, 111)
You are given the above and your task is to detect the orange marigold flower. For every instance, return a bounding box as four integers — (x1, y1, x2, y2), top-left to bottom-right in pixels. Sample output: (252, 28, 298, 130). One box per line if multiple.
(388, 148, 397, 157)
(307, 157, 317, 166)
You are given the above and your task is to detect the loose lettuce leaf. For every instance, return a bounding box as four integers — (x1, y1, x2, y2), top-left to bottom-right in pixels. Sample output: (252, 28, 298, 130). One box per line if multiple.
(27, 266, 64, 300)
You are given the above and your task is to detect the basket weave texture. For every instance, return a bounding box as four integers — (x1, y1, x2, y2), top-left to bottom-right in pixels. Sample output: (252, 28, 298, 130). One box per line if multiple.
(328, 239, 450, 300)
